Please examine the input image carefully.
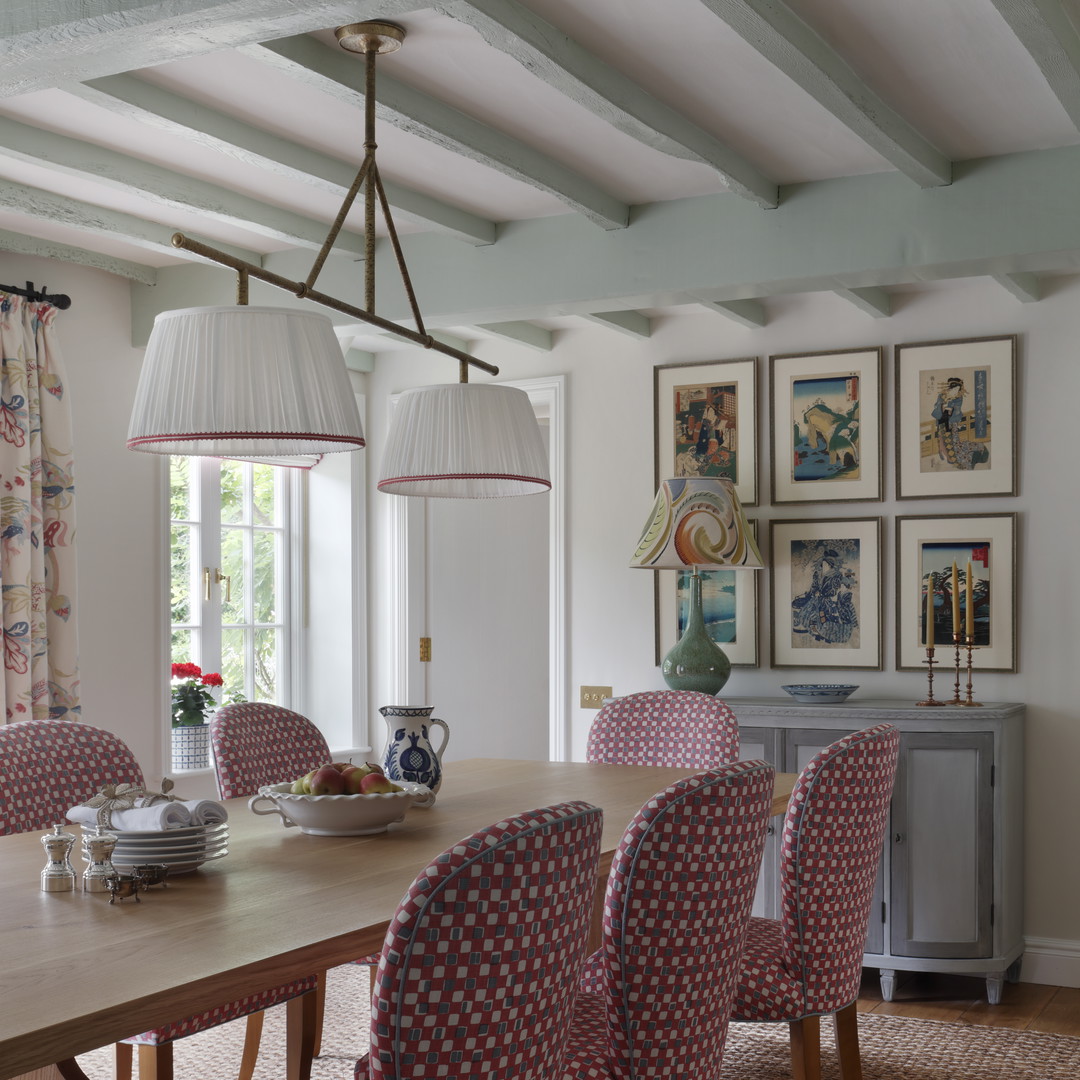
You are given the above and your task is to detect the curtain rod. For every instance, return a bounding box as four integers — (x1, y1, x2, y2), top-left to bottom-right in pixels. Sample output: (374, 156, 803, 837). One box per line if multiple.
(0, 280, 72, 309)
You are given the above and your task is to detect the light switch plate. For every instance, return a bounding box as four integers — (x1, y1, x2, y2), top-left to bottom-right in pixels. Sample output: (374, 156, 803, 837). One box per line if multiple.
(580, 685, 612, 709)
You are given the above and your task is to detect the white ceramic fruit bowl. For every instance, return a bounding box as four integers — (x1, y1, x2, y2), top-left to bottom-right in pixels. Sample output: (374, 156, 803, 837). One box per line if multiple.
(249, 781, 434, 836)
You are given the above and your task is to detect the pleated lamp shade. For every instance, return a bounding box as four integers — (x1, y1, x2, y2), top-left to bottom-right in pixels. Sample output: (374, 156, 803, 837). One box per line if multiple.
(378, 383, 550, 498)
(127, 306, 366, 456)
(629, 477, 763, 570)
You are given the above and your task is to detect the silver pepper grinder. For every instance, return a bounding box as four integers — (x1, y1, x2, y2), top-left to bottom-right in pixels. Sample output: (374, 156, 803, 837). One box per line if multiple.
(82, 826, 118, 893)
(41, 823, 77, 892)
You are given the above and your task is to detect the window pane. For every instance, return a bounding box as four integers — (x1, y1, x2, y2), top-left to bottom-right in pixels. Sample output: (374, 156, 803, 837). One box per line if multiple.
(171, 628, 192, 664)
(220, 527, 246, 623)
(253, 530, 278, 623)
(220, 460, 245, 524)
(170, 457, 191, 521)
(221, 627, 246, 702)
(254, 627, 278, 702)
(171, 523, 192, 624)
(252, 464, 276, 525)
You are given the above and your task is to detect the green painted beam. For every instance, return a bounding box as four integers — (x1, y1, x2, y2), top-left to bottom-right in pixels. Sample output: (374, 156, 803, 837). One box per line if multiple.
(581, 310, 652, 339)
(834, 286, 892, 318)
(698, 0, 951, 187)
(696, 298, 767, 328)
(345, 347, 376, 372)
(0, 226, 157, 285)
(69, 73, 496, 246)
(991, 271, 1042, 302)
(244, 36, 630, 230)
(476, 321, 554, 351)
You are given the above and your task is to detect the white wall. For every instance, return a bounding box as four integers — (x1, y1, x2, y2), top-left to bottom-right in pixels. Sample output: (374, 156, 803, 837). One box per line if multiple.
(3, 249, 1077, 975)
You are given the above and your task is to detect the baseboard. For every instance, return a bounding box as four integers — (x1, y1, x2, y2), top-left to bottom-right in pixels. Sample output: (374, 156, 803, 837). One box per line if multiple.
(1021, 937, 1080, 987)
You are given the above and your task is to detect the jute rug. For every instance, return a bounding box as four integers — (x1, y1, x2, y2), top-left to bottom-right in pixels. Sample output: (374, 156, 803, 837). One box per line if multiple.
(75, 963, 1080, 1080)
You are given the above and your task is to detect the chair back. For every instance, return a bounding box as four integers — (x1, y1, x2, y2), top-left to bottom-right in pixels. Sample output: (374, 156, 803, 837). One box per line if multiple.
(367, 801, 603, 1080)
(585, 690, 740, 767)
(0, 719, 144, 835)
(779, 723, 900, 1015)
(596, 760, 774, 1080)
(210, 703, 331, 799)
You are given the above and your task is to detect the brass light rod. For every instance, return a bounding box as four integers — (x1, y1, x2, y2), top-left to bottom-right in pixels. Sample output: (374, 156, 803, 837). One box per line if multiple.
(169, 231, 499, 377)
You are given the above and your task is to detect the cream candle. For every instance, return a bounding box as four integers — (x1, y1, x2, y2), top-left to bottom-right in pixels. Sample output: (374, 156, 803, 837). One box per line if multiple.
(951, 560, 959, 632)
(925, 571, 935, 648)
(966, 560, 974, 637)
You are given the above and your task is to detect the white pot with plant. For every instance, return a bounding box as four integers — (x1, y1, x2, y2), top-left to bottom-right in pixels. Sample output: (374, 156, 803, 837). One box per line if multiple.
(170, 663, 223, 770)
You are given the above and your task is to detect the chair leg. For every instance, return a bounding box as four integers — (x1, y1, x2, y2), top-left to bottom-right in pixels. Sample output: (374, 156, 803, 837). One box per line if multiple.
(789, 1015, 821, 1080)
(113, 1043, 132, 1080)
(834, 1002, 863, 1080)
(136, 1044, 174, 1080)
(285, 990, 318, 1080)
(237, 1010, 265, 1080)
(313, 971, 327, 1057)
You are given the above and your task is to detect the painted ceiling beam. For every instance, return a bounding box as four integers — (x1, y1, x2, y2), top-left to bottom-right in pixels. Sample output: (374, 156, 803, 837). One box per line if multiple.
(0, 0, 415, 96)
(344, 347, 376, 372)
(243, 36, 630, 230)
(696, 0, 951, 187)
(67, 74, 496, 246)
(0, 114, 366, 256)
(991, 271, 1042, 302)
(440, 0, 777, 208)
(833, 286, 892, 318)
(580, 310, 652, 339)
(695, 298, 767, 327)
(133, 145, 1080, 331)
(989, 0, 1080, 129)
(475, 321, 554, 351)
(0, 226, 157, 285)
(0, 177, 261, 268)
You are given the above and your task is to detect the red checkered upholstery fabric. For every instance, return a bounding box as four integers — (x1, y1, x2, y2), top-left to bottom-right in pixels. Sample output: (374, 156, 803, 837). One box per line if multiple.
(355, 801, 604, 1080)
(731, 723, 900, 1023)
(210, 702, 331, 799)
(563, 760, 774, 1080)
(0, 718, 316, 1051)
(585, 690, 740, 768)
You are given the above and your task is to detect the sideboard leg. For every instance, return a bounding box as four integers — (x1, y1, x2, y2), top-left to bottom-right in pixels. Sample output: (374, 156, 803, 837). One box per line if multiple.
(879, 969, 896, 1002)
(1005, 957, 1023, 983)
(986, 973, 1004, 1005)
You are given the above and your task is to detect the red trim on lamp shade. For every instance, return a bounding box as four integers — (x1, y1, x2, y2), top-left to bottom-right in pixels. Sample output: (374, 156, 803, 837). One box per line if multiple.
(377, 472, 551, 490)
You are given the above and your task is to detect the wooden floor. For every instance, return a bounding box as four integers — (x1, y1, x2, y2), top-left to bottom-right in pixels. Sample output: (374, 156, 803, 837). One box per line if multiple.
(857, 970, 1080, 1035)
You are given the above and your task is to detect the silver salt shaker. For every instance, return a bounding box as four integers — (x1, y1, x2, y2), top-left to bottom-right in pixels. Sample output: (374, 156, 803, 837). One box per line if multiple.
(41, 823, 77, 892)
(82, 826, 118, 893)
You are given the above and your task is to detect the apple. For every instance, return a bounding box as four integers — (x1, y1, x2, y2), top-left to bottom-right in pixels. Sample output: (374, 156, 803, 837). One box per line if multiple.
(289, 777, 307, 794)
(363, 762, 385, 776)
(308, 764, 346, 795)
(330, 761, 354, 773)
(299, 769, 318, 794)
(359, 772, 402, 795)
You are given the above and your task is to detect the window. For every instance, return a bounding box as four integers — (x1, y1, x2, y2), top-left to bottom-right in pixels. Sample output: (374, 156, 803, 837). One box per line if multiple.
(170, 458, 299, 707)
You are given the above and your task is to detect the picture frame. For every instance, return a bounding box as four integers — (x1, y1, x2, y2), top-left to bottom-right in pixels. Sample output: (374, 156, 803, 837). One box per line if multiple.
(770, 517, 883, 670)
(895, 335, 1017, 499)
(895, 513, 1017, 672)
(654, 357, 758, 506)
(769, 347, 883, 504)
(655, 519, 759, 668)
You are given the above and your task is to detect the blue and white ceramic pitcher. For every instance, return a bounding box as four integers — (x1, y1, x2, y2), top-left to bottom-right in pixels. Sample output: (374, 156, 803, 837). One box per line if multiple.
(379, 705, 450, 797)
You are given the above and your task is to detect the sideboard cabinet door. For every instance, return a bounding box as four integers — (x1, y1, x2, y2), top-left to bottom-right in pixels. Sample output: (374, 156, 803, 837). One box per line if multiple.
(889, 731, 994, 959)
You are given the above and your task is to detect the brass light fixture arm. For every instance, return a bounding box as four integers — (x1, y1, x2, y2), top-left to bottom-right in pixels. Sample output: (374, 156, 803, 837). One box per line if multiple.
(171, 20, 495, 381)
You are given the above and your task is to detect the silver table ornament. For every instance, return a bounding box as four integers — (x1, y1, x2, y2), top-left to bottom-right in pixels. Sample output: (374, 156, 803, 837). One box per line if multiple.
(82, 826, 119, 893)
(41, 824, 77, 892)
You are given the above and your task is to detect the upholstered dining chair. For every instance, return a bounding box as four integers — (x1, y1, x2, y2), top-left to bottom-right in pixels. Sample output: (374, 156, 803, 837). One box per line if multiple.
(729, 723, 901, 1080)
(564, 759, 775, 1080)
(0, 717, 317, 1080)
(585, 689, 740, 768)
(354, 800, 604, 1080)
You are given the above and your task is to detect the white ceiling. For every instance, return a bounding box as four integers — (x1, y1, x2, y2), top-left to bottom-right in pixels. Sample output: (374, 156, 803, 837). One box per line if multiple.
(2, 0, 1080, 348)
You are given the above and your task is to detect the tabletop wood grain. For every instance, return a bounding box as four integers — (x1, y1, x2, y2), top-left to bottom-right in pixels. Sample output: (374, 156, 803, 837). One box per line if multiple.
(0, 758, 794, 1079)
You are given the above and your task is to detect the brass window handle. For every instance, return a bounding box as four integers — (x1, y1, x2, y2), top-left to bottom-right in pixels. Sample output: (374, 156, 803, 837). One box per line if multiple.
(203, 567, 232, 603)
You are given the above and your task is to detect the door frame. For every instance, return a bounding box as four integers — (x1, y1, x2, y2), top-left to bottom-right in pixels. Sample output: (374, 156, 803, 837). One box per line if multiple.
(385, 375, 567, 760)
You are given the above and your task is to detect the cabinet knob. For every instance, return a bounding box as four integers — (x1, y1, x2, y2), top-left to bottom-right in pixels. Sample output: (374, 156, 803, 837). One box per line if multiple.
(894, 832, 905, 844)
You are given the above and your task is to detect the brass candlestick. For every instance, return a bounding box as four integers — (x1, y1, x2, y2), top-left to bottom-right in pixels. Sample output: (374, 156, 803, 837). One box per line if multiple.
(956, 635, 983, 707)
(949, 632, 963, 705)
(917, 646, 948, 706)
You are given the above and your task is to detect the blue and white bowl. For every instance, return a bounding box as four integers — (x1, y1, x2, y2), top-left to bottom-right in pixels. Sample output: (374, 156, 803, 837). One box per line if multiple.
(781, 684, 859, 704)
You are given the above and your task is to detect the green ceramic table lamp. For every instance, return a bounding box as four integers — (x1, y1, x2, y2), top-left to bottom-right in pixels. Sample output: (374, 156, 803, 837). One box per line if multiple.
(630, 477, 763, 693)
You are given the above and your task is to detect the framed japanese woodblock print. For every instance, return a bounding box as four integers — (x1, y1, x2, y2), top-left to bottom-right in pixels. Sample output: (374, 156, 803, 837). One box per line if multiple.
(654, 357, 757, 506)
(770, 347, 883, 504)
(770, 517, 883, 669)
(895, 335, 1017, 498)
(656, 520, 759, 668)
(896, 513, 1017, 672)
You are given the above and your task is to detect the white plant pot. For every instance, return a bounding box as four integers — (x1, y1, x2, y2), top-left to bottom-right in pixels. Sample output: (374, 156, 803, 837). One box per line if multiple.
(171, 724, 210, 771)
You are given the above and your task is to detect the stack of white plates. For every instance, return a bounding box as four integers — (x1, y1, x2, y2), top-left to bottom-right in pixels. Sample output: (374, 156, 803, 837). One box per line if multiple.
(82, 822, 228, 875)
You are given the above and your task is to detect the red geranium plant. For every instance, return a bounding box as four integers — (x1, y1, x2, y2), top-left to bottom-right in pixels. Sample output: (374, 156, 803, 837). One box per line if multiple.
(171, 662, 224, 727)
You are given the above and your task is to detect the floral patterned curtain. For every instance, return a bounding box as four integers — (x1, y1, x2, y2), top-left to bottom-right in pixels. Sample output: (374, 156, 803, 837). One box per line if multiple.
(0, 292, 78, 722)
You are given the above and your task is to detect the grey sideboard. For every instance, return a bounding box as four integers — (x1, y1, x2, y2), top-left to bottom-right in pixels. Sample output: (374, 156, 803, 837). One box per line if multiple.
(724, 698, 1025, 1003)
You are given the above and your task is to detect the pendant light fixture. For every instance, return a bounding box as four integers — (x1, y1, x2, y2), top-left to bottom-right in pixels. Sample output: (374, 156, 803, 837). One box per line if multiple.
(127, 21, 550, 497)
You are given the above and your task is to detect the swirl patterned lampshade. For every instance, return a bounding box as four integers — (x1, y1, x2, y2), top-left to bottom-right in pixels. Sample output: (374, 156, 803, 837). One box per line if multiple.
(630, 477, 762, 694)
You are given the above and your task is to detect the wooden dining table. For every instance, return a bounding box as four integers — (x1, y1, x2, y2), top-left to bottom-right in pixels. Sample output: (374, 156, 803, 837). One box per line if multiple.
(1, 758, 794, 1080)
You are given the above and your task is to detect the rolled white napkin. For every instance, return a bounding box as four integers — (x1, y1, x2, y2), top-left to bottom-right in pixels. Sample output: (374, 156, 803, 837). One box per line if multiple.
(67, 802, 192, 831)
(181, 799, 228, 825)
